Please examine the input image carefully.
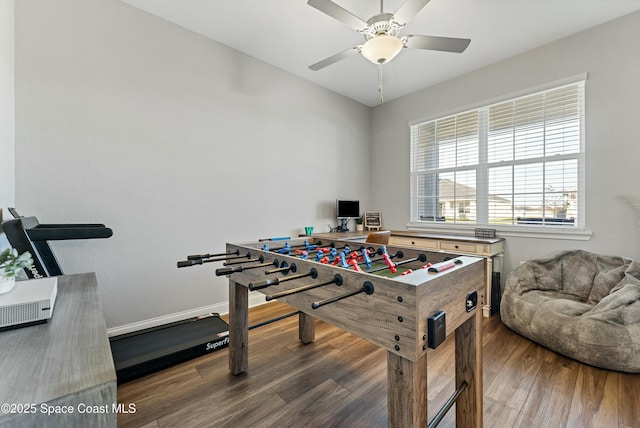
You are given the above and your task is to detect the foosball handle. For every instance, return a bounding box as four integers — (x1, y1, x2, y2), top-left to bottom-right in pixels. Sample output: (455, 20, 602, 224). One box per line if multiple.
(177, 259, 203, 268)
(216, 265, 243, 276)
(249, 278, 280, 291)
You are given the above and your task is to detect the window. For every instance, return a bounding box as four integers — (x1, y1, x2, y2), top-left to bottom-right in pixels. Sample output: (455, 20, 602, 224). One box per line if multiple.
(410, 80, 584, 229)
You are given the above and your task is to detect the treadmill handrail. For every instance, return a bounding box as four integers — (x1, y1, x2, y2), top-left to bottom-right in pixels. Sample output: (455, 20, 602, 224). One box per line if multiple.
(28, 225, 113, 241)
(32, 223, 107, 228)
(2, 216, 113, 278)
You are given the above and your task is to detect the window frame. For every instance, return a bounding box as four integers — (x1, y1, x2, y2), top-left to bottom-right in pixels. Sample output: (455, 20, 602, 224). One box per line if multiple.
(407, 74, 591, 240)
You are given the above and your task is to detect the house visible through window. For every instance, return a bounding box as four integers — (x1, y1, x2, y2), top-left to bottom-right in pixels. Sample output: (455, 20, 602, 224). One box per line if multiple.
(410, 80, 585, 228)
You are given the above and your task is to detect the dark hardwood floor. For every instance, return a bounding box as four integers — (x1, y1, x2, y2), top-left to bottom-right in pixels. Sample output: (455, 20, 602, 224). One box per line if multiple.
(117, 302, 640, 428)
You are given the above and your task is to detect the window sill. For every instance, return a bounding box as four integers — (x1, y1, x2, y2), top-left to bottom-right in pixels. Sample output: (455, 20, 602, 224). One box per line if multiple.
(406, 222, 593, 241)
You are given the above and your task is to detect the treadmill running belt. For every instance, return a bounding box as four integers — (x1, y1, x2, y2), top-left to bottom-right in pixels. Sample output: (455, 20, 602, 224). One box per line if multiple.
(110, 315, 229, 383)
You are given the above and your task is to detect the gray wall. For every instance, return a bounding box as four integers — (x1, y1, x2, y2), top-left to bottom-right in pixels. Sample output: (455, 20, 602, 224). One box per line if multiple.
(371, 11, 640, 279)
(0, 0, 14, 214)
(14, 0, 371, 329)
(12, 1, 640, 330)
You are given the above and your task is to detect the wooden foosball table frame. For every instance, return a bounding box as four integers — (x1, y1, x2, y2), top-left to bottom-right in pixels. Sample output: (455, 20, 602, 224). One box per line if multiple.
(221, 237, 484, 428)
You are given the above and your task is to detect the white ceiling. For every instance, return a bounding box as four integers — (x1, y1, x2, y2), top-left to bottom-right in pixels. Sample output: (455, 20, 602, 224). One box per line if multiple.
(121, 0, 640, 107)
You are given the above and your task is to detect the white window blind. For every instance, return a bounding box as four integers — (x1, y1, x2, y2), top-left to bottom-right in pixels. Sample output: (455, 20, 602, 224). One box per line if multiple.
(410, 80, 584, 228)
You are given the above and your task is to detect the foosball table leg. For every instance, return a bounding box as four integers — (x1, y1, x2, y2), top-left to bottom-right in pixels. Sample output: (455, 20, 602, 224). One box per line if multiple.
(298, 312, 315, 344)
(229, 280, 248, 375)
(387, 351, 428, 427)
(455, 309, 483, 428)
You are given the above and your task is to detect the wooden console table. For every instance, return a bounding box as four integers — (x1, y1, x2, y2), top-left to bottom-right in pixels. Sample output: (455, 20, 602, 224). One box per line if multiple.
(0, 273, 116, 427)
(388, 232, 504, 317)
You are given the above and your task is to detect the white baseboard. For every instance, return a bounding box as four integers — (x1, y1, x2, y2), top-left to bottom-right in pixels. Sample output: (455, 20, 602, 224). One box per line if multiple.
(107, 293, 267, 337)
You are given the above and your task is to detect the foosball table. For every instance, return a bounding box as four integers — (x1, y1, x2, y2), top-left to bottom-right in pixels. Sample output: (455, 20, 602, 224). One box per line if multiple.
(180, 236, 485, 428)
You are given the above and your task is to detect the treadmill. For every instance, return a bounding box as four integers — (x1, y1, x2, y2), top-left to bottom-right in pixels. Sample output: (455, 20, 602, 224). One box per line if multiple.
(1, 208, 230, 383)
(2, 208, 113, 278)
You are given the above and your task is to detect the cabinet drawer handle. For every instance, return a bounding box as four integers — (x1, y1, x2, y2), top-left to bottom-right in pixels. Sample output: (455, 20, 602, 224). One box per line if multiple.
(455, 245, 459, 249)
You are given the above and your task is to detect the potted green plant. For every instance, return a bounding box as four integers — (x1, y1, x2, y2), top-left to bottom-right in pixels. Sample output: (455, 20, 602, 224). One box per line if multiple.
(0, 248, 34, 294)
(355, 215, 364, 232)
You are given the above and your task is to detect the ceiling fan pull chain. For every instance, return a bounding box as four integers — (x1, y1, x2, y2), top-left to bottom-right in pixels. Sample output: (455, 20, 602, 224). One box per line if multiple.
(378, 64, 384, 103)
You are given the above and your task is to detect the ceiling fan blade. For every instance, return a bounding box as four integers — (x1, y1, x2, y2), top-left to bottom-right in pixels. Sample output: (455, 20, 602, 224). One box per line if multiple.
(309, 47, 360, 71)
(404, 35, 471, 53)
(392, 0, 431, 26)
(307, 0, 369, 32)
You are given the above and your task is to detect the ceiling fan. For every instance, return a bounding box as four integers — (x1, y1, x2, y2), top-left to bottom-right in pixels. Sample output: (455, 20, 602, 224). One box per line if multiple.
(307, 0, 471, 71)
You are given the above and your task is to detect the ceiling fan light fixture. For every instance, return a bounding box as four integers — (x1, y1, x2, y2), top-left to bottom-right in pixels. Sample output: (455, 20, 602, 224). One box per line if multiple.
(361, 34, 403, 65)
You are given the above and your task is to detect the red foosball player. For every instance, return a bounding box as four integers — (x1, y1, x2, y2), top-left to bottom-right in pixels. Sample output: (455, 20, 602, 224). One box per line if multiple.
(348, 258, 362, 272)
(381, 246, 397, 274)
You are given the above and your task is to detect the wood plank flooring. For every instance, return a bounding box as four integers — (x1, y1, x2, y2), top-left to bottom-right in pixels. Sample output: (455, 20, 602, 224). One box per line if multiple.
(117, 302, 640, 428)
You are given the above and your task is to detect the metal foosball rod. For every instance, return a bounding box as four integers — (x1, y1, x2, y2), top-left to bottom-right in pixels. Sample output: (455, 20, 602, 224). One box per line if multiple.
(215, 259, 280, 276)
(265, 240, 328, 253)
(268, 241, 353, 255)
(427, 381, 469, 428)
(216, 310, 301, 338)
(177, 252, 252, 268)
(350, 246, 383, 268)
(275, 247, 332, 262)
(277, 244, 377, 264)
(366, 254, 427, 274)
(258, 236, 291, 242)
(311, 281, 374, 309)
(264, 262, 296, 275)
(351, 250, 404, 267)
(187, 249, 239, 260)
(248, 268, 318, 291)
(265, 274, 343, 301)
(222, 257, 263, 266)
(289, 240, 329, 250)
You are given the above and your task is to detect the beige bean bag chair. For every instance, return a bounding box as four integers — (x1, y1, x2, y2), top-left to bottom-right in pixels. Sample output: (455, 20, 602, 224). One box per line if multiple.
(501, 250, 640, 373)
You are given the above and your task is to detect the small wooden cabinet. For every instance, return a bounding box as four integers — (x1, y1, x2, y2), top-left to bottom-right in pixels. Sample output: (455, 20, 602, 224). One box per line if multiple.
(389, 231, 505, 317)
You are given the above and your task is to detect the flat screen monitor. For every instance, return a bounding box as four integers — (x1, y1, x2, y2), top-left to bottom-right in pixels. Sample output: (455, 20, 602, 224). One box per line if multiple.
(336, 200, 360, 219)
